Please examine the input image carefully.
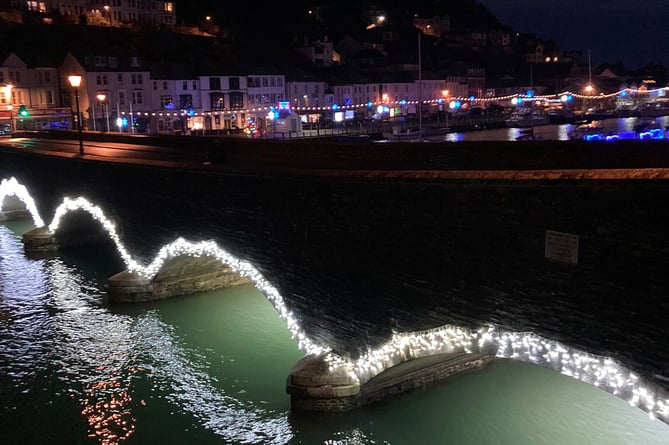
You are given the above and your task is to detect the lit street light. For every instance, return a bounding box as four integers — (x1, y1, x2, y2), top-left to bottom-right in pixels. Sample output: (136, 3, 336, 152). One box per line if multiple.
(104, 5, 111, 26)
(68, 75, 84, 155)
(96, 93, 110, 132)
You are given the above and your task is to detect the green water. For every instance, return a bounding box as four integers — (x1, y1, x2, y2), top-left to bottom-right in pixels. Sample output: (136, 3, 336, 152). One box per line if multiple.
(0, 220, 668, 445)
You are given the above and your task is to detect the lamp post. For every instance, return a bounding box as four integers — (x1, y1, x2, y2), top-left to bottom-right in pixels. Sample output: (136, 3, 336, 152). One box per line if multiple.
(96, 93, 109, 132)
(68, 75, 84, 155)
(3, 84, 13, 133)
(584, 84, 594, 117)
(104, 5, 111, 26)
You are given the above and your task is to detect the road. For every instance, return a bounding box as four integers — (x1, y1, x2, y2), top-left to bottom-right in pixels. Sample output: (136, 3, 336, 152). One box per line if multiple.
(0, 135, 210, 167)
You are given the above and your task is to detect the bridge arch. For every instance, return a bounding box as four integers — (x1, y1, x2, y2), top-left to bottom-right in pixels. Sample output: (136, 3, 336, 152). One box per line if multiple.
(2, 176, 668, 422)
(0, 177, 45, 226)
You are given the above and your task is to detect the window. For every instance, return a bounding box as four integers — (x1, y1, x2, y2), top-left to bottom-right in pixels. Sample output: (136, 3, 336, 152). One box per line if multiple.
(164, 2, 174, 12)
(229, 77, 240, 90)
(118, 91, 126, 105)
(262, 77, 268, 87)
(192, 81, 197, 90)
(132, 90, 144, 105)
(131, 74, 142, 85)
(46, 90, 53, 104)
(117, 73, 123, 84)
(179, 94, 192, 109)
(182, 81, 187, 90)
(153, 81, 157, 91)
(160, 96, 174, 109)
(229, 91, 243, 109)
(163, 81, 168, 90)
(248, 77, 260, 88)
(96, 75, 102, 85)
(210, 92, 224, 110)
(209, 77, 221, 90)
(94, 56, 105, 67)
(44, 71, 51, 83)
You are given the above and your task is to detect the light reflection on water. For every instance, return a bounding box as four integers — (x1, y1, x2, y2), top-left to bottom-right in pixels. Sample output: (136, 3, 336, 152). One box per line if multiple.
(438, 116, 669, 142)
(1, 222, 669, 444)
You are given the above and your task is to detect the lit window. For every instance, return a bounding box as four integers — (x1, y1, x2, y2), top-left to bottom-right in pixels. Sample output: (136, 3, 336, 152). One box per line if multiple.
(160, 96, 174, 109)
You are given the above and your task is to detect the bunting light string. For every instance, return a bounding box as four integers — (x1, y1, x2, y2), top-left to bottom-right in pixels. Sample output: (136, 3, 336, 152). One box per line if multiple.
(135, 86, 669, 119)
(1, 176, 668, 422)
(0, 177, 45, 227)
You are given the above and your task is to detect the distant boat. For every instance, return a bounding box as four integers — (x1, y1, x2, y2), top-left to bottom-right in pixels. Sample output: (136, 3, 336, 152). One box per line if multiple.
(638, 101, 669, 117)
(421, 127, 450, 136)
(506, 107, 550, 128)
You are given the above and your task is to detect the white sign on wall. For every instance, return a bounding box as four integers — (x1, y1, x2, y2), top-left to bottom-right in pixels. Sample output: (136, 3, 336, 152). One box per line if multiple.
(545, 230, 579, 265)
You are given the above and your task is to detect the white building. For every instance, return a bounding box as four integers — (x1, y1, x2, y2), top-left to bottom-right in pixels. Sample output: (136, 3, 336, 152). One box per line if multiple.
(198, 74, 248, 132)
(1, 53, 64, 131)
(61, 52, 154, 133)
(286, 80, 329, 123)
(150, 77, 202, 134)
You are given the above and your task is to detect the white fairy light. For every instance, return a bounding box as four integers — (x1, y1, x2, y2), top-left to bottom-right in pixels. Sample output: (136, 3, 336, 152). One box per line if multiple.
(0, 177, 45, 227)
(2, 176, 669, 423)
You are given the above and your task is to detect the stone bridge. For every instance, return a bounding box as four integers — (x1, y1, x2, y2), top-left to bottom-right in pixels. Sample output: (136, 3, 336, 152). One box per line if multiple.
(0, 138, 668, 418)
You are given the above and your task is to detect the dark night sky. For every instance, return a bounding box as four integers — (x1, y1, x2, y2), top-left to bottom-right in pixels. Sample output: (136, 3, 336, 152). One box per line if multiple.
(477, 0, 669, 68)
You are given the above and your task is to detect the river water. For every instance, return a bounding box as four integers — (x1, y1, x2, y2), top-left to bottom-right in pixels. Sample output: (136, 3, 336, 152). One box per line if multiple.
(1, 216, 669, 445)
(440, 116, 669, 142)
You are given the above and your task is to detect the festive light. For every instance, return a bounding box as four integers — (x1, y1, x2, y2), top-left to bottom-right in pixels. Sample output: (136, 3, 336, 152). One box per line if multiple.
(1, 176, 668, 423)
(0, 177, 45, 227)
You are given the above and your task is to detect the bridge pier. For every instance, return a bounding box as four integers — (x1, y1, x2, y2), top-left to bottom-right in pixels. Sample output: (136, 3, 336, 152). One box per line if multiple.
(287, 349, 497, 412)
(286, 354, 361, 412)
(22, 226, 58, 253)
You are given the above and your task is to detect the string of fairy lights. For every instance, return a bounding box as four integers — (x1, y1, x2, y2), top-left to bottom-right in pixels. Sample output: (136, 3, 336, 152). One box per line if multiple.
(117, 86, 669, 119)
(0, 176, 667, 422)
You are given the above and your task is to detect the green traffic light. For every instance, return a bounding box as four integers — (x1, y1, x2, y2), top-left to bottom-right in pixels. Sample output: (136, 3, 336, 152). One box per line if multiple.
(18, 105, 29, 117)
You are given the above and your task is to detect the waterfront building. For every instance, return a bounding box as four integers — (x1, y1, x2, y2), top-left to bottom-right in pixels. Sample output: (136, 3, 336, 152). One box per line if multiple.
(149, 76, 202, 135)
(0, 52, 64, 131)
(285, 80, 329, 123)
(245, 72, 286, 134)
(60, 51, 154, 133)
(197, 74, 248, 132)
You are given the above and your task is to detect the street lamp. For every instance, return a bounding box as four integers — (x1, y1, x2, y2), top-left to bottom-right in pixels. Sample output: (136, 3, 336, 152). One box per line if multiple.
(3, 84, 13, 133)
(68, 75, 84, 155)
(104, 5, 111, 26)
(584, 84, 594, 116)
(96, 93, 109, 132)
